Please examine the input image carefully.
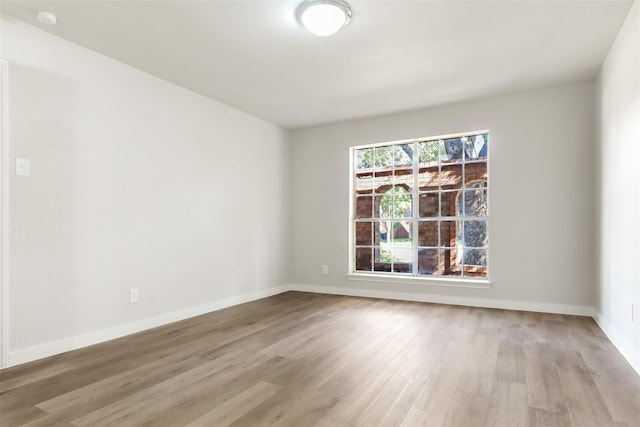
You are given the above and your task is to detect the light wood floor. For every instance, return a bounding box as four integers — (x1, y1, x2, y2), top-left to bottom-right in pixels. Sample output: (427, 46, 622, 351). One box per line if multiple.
(1, 292, 639, 427)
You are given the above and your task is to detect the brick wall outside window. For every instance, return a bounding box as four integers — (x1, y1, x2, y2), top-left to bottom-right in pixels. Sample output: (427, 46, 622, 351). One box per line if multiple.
(352, 133, 489, 279)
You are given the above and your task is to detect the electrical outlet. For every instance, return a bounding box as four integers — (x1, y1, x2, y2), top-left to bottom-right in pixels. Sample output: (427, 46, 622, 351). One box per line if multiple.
(322, 265, 329, 274)
(129, 288, 139, 304)
(16, 158, 30, 176)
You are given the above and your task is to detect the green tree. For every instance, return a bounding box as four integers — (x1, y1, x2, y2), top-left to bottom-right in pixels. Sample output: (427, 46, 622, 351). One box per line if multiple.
(380, 186, 412, 219)
(379, 248, 401, 262)
(418, 140, 445, 163)
(355, 145, 412, 170)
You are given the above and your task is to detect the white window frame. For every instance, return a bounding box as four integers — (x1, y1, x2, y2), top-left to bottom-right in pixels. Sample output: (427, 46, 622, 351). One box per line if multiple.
(348, 130, 491, 288)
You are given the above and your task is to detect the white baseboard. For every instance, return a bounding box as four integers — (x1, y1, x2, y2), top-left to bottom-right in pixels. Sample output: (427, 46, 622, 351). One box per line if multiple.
(5, 286, 289, 368)
(5, 284, 608, 369)
(593, 312, 640, 376)
(288, 283, 594, 316)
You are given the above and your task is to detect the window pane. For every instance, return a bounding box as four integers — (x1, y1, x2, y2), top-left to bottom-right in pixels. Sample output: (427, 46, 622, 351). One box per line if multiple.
(440, 163, 462, 189)
(377, 221, 389, 244)
(373, 195, 393, 218)
(379, 187, 412, 219)
(443, 269, 462, 277)
(376, 247, 394, 262)
(355, 222, 373, 246)
(442, 138, 464, 163)
(355, 248, 372, 271)
(463, 248, 487, 266)
(418, 140, 444, 165)
(465, 268, 487, 279)
(354, 148, 373, 171)
(374, 146, 393, 168)
(465, 162, 487, 184)
(442, 247, 462, 277)
(390, 222, 412, 244)
(355, 171, 373, 193)
(462, 220, 488, 248)
(440, 220, 458, 247)
(418, 164, 439, 190)
(478, 135, 488, 161)
(393, 262, 412, 273)
(464, 134, 488, 161)
(374, 263, 392, 272)
(374, 195, 383, 219)
(440, 191, 457, 217)
(419, 192, 439, 217)
(392, 188, 412, 219)
(376, 247, 412, 266)
(374, 247, 393, 272)
(418, 221, 438, 247)
(374, 172, 392, 193)
(418, 248, 440, 275)
(391, 223, 413, 263)
(392, 170, 413, 188)
(394, 144, 413, 167)
(462, 247, 487, 278)
(355, 196, 373, 219)
(463, 188, 488, 216)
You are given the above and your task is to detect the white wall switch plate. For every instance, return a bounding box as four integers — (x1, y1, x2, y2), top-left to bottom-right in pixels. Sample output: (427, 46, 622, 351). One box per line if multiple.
(322, 265, 329, 274)
(16, 158, 30, 176)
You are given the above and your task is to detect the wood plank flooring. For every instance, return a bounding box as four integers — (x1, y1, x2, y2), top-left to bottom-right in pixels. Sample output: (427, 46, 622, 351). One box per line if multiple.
(1, 291, 639, 426)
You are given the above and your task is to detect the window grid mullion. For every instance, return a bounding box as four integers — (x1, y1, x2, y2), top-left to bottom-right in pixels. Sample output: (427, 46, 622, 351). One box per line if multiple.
(438, 154, 442, 274)
(412, 141, 419, 276)
(461, 157, 465, 277)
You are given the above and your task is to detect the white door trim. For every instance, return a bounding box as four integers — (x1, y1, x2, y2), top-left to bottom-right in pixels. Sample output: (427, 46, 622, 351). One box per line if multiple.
(1, 59, 10, 368)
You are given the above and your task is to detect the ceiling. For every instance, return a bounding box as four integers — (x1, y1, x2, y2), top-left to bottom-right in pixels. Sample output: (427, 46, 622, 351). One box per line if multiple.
(0, 0, 634, 129)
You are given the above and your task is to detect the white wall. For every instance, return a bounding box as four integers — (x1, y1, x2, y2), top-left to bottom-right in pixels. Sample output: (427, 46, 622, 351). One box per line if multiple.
(290, 82, 596, 314)
(2, 18, 290, 365)
(4, 4, 634, 369)
(596, 0, 640, 373)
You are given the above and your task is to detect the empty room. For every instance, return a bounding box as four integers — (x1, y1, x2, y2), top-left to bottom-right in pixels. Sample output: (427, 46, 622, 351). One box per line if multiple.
(1, 0, 639, 426)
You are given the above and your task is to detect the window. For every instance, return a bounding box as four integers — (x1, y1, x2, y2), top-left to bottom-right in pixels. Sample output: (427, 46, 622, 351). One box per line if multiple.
(351, 131, 489, 280)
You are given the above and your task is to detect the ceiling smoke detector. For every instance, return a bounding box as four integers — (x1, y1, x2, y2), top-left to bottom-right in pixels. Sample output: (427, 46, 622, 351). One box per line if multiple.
(296, 0, 351, 37)
(37, 11, 57, 25)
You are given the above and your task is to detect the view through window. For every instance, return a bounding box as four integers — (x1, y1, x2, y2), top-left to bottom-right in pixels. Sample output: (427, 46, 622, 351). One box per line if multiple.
(352, 131, 489, 279)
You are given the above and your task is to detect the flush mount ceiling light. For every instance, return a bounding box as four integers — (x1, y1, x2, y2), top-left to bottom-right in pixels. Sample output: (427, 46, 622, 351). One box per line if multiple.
(296, 0, 351, 36)
(37, 11, 57, 25)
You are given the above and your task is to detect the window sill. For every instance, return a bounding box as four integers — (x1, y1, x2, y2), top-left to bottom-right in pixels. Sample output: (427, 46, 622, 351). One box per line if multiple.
(347, 272, 491, 289)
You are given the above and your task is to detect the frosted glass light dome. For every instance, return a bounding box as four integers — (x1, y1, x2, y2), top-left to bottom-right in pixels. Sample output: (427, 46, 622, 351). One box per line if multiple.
(297, 0, 351, 36)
